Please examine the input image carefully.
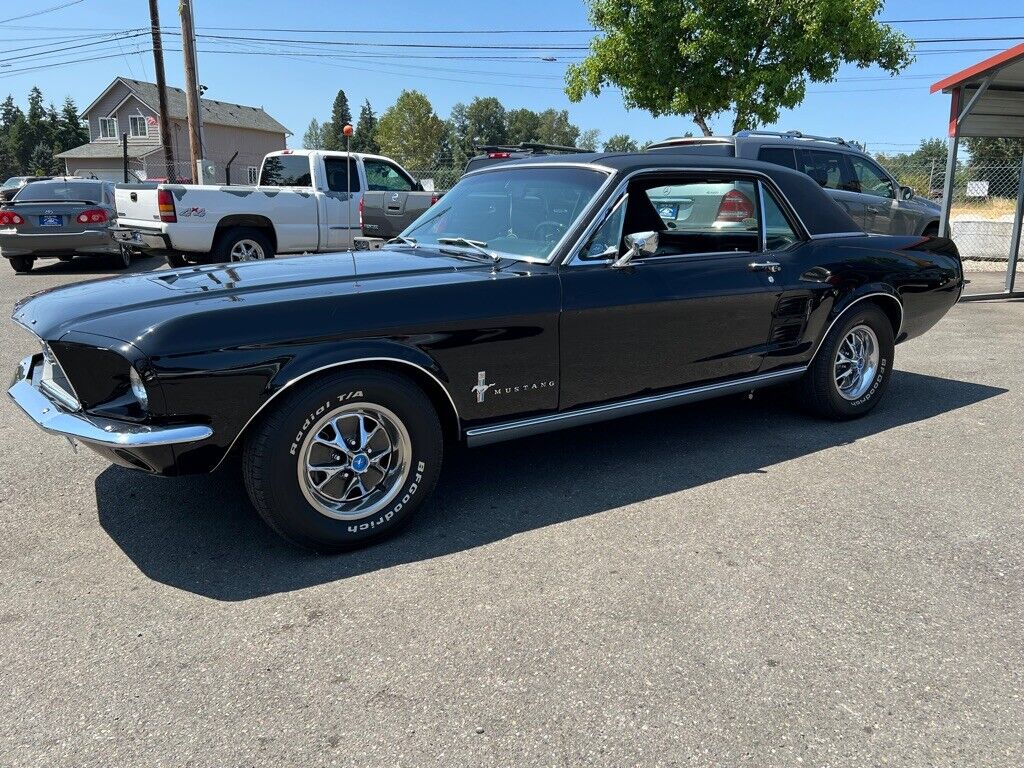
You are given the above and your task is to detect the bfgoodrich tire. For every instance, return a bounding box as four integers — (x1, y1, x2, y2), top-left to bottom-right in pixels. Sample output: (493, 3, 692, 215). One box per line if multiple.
(799, 304, 895, 420)
(242, 371, 443, 553)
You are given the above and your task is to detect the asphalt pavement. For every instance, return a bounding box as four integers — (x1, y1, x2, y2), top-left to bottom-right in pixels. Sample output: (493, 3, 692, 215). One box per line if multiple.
(1, 254, 1022, 766)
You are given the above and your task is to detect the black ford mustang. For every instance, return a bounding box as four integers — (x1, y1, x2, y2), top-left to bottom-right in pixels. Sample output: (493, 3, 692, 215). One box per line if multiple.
(8, 153, 963, 552)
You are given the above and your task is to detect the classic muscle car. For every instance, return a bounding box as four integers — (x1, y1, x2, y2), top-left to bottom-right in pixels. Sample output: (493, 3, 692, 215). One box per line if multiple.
(8, 153, 964, 552)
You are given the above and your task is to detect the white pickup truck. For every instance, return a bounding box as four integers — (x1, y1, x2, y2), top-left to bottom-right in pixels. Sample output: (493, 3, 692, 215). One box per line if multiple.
(113, 150, 438, 266)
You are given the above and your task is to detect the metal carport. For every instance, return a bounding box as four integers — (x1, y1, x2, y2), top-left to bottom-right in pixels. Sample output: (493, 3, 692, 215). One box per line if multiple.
(932, 43, 1024, 300)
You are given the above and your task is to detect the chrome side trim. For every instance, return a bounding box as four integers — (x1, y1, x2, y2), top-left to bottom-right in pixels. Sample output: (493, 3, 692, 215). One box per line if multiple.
(8, 356, 212, 448)
(808, 231, 866, 240)
(211, 356, 461, 471)
(807, 292, 904, 363)
(465, 367, 806, 447)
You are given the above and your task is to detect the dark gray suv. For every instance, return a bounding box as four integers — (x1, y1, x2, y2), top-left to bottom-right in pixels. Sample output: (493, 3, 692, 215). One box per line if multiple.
(647, 130, 941, 237)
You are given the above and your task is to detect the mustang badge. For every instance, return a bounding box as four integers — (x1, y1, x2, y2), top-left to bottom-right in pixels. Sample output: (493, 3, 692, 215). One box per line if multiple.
(472, 371, 494, 403)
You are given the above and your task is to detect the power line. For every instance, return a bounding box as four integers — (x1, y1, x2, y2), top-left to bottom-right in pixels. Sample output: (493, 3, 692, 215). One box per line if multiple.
(188, 32, 590, 50)
(0, 0, 85, 25)
(884, 15, 1024, 23)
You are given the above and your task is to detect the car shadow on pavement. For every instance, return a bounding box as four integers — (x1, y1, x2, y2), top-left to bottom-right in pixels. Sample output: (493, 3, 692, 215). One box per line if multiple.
(94, 370, 1006, 601)
(14, 253, 165, 276)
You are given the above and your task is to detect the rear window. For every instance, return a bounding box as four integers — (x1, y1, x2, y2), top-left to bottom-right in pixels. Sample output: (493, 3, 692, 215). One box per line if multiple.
(758, 147, 797, 170)
(259, 154, 312, 187)
(13, 180, 104, 203)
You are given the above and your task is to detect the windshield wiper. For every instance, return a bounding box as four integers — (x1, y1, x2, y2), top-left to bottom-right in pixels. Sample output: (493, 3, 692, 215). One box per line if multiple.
(385, 235, 418, 248)
(436, 237, 500, 264)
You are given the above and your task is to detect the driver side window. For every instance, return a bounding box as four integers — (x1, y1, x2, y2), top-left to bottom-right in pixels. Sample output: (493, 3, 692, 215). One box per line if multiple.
(582, 195, 626, 260)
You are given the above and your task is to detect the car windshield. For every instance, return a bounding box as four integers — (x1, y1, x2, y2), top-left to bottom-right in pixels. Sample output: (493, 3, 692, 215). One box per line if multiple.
(13, 179, 103, 204)
(399, 166, 608, 262)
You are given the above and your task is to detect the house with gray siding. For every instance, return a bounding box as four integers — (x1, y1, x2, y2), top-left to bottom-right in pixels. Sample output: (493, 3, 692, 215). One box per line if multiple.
(57, 77, 290, 183)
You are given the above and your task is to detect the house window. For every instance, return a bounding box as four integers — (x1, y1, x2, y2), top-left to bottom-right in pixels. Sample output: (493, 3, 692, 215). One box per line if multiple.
(247, 166, 259, 184)
(99, 117, 117, 139)
(129, 115, 149, 138)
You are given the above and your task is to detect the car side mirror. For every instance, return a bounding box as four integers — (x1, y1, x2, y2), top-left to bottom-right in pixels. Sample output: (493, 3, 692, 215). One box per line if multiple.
(900, 185, 915, 201)
(613, 231, 658, 268)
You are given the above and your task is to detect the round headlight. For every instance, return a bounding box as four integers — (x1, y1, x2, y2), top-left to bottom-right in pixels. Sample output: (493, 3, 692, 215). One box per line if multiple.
(129, 367, 149, 409)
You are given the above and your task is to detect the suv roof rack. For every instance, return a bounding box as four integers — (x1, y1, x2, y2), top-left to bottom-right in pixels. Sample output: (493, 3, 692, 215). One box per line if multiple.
(474, 142, 585, 154)
(734, 129, 848, 146)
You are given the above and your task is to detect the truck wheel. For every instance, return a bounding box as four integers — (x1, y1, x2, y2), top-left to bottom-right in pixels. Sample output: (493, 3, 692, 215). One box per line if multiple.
(212, 227, 275, 264)
(242, 370, 443, 553)
(165, 252, 190, 268)
(9, 256, 34, 273)
(799, 304, 895, 420)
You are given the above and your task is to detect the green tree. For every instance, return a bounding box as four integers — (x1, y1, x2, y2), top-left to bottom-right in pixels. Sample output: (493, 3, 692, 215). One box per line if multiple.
(964, 137, 1024, 166)
(29, 142, 56, 175)
(566, 0, 913, 135)
(534, 108, 580, 147)
(302, 118, 325, 149)
(8, 114, 32, 171)
(506, 107, 541, 145)
(54, 96, 88, 153)
(578, 128, 600, 151)
(351, 99, 380, 154)
(603, 133, 639, 152)
(464, 96, 508, 148)
(322, 89, 352, 150)
(374, 90, 446, 171)
(1, 95, 24, 132)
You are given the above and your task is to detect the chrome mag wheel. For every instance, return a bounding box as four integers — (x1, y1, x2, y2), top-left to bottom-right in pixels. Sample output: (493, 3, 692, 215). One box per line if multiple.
(296, 402, 412, 521)
(833, 324, 880, 401)
(229, 239, 265, 261)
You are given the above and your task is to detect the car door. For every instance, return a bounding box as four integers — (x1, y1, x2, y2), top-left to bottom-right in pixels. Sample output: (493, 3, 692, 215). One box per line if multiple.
(321, 155, 361, 250)
(795, 149, 866, 227)
(558, 172, 780, 411)
(846, 154, 903, 234)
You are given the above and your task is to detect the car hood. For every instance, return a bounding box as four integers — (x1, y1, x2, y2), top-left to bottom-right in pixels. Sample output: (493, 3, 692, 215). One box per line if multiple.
(12, 248, 491, 345)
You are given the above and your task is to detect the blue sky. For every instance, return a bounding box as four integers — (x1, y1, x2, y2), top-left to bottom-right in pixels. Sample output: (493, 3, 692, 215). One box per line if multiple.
(1, 0, 1019, 154)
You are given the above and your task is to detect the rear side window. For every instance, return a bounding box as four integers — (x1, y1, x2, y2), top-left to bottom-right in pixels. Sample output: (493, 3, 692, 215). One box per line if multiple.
(364, 159, 414, 192)
(323, 157, 361, 193)
(259, 155, 312, 187)
(758, 147, 797, 170)
(761, 185, 800, 250)
(796, 150, 859, 193)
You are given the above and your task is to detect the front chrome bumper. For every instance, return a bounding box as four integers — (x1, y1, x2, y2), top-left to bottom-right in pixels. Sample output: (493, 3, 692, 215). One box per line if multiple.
(8, 355, 213, 448)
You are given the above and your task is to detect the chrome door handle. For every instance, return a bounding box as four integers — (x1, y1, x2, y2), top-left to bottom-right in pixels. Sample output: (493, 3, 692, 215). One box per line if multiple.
(748, 261, 782, 273)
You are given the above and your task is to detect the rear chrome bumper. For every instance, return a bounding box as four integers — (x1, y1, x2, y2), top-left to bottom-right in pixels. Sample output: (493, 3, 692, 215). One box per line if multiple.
(111, 226, 172, 252)
(8, 354, 212, 448)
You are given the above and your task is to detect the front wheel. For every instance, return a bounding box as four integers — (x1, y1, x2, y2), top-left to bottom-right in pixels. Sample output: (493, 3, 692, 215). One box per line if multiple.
(242, 371, 443, 552)
(799, 304, 895, 420)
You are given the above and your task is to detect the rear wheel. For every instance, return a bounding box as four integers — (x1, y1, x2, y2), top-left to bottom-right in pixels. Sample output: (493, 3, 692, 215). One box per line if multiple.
(165, 251, 190, 268)
(111, 243, 132, 269)
(799, 304, 895, 420)
(242, 370, 443, 552)
(9, 256, 34, 273)
(211, 227, 274, 264)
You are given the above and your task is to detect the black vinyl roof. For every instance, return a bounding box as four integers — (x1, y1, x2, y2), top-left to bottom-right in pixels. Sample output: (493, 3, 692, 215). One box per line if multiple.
(497, 151, 862, 237)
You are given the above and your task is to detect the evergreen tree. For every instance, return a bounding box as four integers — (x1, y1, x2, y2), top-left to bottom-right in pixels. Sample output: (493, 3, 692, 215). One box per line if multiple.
(55, 96, 88, 153)
(1, 95, 24, 132)
(29, 142, 56, 175)
(351, 99, 379, 154)
(322, 89, 352, 151)
(302, 118, 325, 149)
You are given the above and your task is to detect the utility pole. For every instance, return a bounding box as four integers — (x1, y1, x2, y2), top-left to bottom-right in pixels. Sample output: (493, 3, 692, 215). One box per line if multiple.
(148, 0, 176, 182)
(179, 0, 203, 184)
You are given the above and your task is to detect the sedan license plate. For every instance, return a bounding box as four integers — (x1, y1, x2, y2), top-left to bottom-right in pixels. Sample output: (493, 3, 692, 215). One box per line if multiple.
(39, 214, 62, 227)
(655, 202, 679, 220)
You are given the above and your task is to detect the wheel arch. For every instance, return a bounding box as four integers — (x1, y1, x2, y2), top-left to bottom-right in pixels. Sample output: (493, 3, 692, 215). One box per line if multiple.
(214, 214, 278, 251)
(808, 290, 903, 365)
(213, 350, 461, 471)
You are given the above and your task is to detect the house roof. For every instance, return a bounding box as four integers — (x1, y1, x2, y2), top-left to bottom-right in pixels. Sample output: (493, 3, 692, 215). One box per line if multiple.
(84, 77, 291, 136)
(56, 142, 162, 160)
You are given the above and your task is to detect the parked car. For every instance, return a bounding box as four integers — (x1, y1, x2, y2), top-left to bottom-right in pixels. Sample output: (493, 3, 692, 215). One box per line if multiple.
(646, 131, 942, 236)
(463, 142, 589, 175)
(112, 150, 440, 267)
(8, 152, 963, 552)
(1, 178, 131, 273)
(1, 175, 53, 203)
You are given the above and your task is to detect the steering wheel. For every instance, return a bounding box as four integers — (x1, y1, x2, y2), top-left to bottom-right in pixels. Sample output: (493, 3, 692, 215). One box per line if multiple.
(533, 221, 567, 241)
